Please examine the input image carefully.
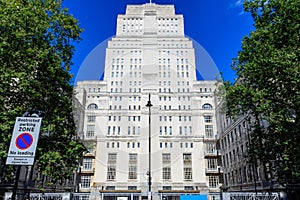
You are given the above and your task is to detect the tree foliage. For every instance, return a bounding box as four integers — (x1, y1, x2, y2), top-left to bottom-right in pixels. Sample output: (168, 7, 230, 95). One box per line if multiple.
(224, 0, 300, 186)
(0, 0, 85, 186)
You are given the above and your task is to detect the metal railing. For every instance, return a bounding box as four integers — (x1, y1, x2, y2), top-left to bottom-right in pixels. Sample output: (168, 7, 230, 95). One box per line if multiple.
(222, 192, 279, 200)
(5, 193, 90, 200)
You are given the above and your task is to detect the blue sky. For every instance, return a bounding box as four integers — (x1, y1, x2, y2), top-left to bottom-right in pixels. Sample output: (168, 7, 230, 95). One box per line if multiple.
(62, 0, 254, 83)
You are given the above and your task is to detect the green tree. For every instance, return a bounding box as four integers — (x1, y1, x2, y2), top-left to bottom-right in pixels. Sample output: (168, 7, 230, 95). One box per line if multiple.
(223, 0, 300, 188)
(0, 0, 85, 187)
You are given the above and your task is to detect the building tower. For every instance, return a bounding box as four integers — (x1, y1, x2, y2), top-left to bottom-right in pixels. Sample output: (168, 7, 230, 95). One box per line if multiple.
(75, 3, 222, 200)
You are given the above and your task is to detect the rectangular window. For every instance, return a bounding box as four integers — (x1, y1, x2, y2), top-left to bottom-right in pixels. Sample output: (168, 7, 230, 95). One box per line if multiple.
(112, 126, 116, 135)
(137, 126, 141, 135)
(82, 158, 93, 170)
(205, 125, 214, 138)
(204, 116, 212, 123)
(162, 153, 171, 163)
(184, 167, 192, 180)
(163, 186, 172, 190)
(209, 176, 219, 188)
(87, 116, 96, 122)
(162, 167, 171, 180)
(128, 186, 137, 190)
(184, 186, 194, 190)
(162, 153, 171, 180)
(206, 143, 216, 154)
(207, 158, 218, 170)
(128, 153, 137, 179)
(107, 153, 117, 180)
(81, 175, 91, 188)
(86, 125, 95, 138)
(183, 153, 192, 180)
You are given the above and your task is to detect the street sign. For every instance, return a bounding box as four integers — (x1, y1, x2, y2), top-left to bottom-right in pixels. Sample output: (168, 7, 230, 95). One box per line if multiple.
(16, 133, 34, 150)
(6, 117, 42, 165)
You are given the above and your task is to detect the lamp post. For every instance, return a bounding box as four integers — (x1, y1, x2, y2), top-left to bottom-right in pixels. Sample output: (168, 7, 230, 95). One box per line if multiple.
(145, 94, 153, 200)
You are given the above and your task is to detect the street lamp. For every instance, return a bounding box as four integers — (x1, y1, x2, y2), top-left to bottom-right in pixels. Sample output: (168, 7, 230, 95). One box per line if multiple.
(145, 94, 153, 200)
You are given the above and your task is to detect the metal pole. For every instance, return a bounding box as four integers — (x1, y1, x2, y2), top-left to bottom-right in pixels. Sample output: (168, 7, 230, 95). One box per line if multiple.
(11, 166, 21, 200)
(146, 94, 153, 200)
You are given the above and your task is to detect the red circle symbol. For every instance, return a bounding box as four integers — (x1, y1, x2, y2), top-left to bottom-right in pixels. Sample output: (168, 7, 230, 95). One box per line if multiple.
(16, 133, 33, 150)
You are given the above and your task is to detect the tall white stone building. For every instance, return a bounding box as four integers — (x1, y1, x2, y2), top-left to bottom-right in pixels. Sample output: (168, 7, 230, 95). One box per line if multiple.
(75, 3, 222, 200)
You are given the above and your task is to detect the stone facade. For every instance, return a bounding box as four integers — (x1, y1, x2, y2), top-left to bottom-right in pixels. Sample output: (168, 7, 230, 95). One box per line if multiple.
(74, 3, 222, 200)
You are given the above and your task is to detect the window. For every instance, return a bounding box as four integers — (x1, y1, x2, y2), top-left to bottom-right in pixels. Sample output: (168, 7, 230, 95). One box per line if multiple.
(105, 186, 115, 190)
(128, 153, 137, 179)
(128, 186, 137, 190)
(204, 116, 212, 123)
(184, 186, 194, 190)
(87, 103, 98, 110)
(162, 154, 171, 180)
(107, 153, 117, 180)
(137, 126, 141, 135)
(162, 153, 171, 163)
(162, 167, 171, 180)
(206, 143, 216, 154)
(87, 116, 96, 122)
(209, 176, 219, 188)
(184, 167, 192, 180)
(82, 158, 93, 170)
(205, 125, 214, 138)
(81, 176, 91, 188)
(202, 103, 213, 110)
(163, 186, 172, 190)
(86, 125, 95, 138)
(207, 159, 218, 170)
(179, 126, 182, 135)
(183, 153, 192, 180)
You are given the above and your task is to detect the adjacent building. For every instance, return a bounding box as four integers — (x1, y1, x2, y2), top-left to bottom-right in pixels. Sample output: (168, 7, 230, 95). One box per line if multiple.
(215, 91, 280, 194)
(75, 3, 222, 200)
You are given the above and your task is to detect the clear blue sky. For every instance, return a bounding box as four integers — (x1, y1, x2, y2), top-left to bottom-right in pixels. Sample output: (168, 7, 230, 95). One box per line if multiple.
(62, 0, 254, 82)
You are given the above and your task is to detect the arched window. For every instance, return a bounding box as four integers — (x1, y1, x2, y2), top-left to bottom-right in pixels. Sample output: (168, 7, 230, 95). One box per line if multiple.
(202, 103, 213, 110)
(87, 103, 98, 110)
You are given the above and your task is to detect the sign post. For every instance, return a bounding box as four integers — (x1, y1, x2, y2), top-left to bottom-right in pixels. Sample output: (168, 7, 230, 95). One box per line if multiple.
(6, 115, 42, 200)
(6, 117, 42, 165)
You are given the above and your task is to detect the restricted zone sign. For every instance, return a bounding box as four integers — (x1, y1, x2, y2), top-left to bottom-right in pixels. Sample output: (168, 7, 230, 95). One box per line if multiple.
(6, 117, 42, 165)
